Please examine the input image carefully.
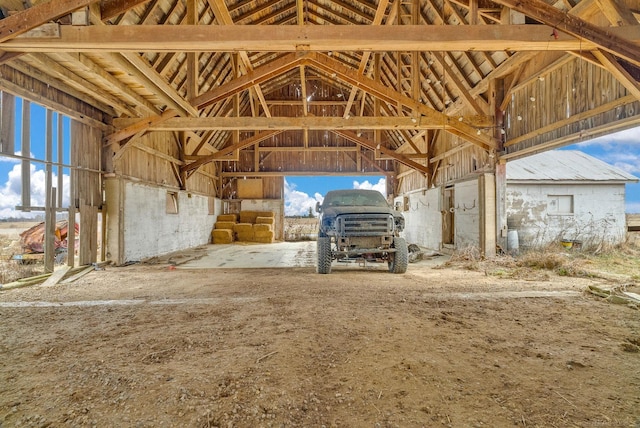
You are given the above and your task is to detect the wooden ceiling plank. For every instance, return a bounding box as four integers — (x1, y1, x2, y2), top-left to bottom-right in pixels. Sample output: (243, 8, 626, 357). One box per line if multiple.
(100, 0, 151, 21)
(595, 0, 638, 26)
(492, 0, 640, 67)
(57, 52, 159, 116)
(192, 52, 307, 109)
(29, 53, 132, 116)
(0, 0, 95, 44)
(592, 50, 640, 100)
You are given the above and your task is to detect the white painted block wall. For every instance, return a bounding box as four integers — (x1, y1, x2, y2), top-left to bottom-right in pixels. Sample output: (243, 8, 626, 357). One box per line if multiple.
(454, 179, 481, 249)
(394, 188, 441, 250)
(123, 182, 217, 262)
(506, 183, 627, 247)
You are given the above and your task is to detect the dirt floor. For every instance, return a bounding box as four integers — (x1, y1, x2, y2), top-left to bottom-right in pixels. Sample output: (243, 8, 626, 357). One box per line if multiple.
(1, 244, 639, 427)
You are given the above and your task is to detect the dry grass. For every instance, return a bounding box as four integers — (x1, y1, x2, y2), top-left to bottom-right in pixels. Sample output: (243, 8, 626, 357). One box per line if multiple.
(0, 234, 45, 284)
(444, 239, 640, 282)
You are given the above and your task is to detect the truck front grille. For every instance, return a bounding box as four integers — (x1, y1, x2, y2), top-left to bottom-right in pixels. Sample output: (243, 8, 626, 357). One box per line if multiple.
(337, 214, 393, 236)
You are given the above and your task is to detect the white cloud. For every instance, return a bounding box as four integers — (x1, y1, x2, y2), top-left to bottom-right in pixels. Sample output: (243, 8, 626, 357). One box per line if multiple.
(576, 127, 640, 147)
(283, 179, 322, 217)
(353, 177, 386, 195)
(0, 163, 70, 219)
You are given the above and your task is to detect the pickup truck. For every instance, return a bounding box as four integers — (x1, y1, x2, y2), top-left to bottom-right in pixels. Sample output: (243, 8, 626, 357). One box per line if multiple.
(315, 189, 408, 274)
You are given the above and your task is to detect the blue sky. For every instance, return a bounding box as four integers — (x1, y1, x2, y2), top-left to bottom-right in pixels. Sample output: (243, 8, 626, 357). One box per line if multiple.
(1, 97, 639, 218)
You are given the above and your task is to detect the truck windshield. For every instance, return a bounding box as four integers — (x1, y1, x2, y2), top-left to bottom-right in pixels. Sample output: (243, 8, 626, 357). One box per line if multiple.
(323, 191, 388, 207)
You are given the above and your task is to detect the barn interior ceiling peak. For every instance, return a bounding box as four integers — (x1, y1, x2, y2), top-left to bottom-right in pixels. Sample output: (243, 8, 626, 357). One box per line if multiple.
(0, 0, 639, 192)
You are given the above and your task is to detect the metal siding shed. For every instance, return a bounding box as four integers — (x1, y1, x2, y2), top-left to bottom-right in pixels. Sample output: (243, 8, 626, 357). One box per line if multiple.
(506, 150, 639, 183)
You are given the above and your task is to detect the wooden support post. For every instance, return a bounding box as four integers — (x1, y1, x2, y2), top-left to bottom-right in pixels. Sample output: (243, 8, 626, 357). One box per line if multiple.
(57, 113, 64, 208)
(21, 99, 31, 209)
(495, 161, 508, 252)
(67, 166, 76, 268)
(0, 91, 15, 154)
(44, 187, 56, 273)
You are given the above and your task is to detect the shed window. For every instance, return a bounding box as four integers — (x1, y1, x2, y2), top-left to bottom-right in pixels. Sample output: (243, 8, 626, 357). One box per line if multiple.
(547, 195, 573, 215)
(166, 191, 178, 214)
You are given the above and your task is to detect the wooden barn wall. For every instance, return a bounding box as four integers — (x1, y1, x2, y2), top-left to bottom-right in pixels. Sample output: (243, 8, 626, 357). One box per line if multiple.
(112, 131, 216, 196)
(396, 131, 492, 195)
(0, 65, 107, 130)
(71, 120, 102, 265)
(504, 57, 640, 155)
(222, 176, 284, 200)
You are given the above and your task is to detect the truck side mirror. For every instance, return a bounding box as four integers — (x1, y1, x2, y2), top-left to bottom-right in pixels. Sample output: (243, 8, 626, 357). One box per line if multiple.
(316, 201, 321, 213)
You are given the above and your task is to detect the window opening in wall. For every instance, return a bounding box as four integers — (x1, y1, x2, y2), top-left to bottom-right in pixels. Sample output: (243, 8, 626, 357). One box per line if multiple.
(166, 191, 178, 214)
(547, 195, 573, 215)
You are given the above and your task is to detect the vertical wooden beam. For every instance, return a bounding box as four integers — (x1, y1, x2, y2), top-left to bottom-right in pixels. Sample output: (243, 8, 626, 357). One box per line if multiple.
(0, 91, 15, 154)
(300, 65, 308, 116)
(21, 99, 31, 210)
(57, 113, 64, 209)
(186, 0, 198, 101)
(67, 165, 76, 268)
(469, 0, 478, 24)
(44, 109, 54, 273)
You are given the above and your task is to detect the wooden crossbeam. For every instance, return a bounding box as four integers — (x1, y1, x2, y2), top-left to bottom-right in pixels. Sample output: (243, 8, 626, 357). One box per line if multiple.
(192, 52, 307, 109)
(101, 0, 152, 20)
(593, 50, 640, 101)
(104, 109, 178, 145)
(6, 25, 638, 53)
(112, 115, 493, 131)
(306, 52, 497, 150)
(181, 130, 283, 173)
(0, 0, 95, 44)
(492, 0, 640, 67)
(333, 130, 430, 176)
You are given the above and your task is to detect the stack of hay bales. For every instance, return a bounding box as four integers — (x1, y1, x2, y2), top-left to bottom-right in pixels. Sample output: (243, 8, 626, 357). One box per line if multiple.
(211, 211, 275, 244)
(211, 213, 238, 244)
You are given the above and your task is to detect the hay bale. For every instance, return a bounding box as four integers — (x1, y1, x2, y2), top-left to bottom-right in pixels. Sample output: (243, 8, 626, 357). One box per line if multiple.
(256, 211, 275, 218)
(254, 230, 274, 243)
(215, 221, 236, 230)
(255, 216, 275, 225)
(253, 224, 272, 233)
(217, 214, 238, 222)
(234, 223, 254, 241)
(239, 211, 259, 224)
(212, 229, 234, 244)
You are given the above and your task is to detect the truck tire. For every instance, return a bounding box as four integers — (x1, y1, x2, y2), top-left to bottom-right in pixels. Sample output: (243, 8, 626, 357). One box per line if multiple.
(388, 237, 408, 274)
(317, 237, 332, 274)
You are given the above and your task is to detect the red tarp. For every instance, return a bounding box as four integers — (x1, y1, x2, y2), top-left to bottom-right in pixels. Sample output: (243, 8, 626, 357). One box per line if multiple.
(19, 221, 79, 254)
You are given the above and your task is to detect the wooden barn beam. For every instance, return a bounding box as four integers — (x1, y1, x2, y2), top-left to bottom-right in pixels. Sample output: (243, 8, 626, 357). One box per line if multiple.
(0, 0, 95, 44)
(492, 0, 640, 67)
(333, 130, 430, 176)
(104, 109, 178, 145)
(593, 50, 640, 100)
(307, 52, 497, 150)
(595, 0, 637, 26)
(5, 25, 639, 53)
(182, 130, 283, 173)
(112, 115, 494, 131)
(192, 52, 307, 109)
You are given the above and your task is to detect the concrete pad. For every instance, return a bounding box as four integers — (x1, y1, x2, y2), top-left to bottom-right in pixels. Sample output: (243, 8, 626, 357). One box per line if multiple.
(180, 241, 448, 271)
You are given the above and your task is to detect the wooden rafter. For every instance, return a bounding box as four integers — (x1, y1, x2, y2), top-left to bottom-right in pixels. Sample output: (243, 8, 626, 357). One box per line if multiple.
(104, 109, 179, 145)
(595, 0, 637, 26)
(100, 0, 152, 21)
(492, 0, 640, 67)
(206, 0, 272, 117)
(592, 50, 640, 100)
(0, 0, 95, 44)
(306, 52, 497, 150)
(332, 130, 430, 176)
(192, 52, 308, 109)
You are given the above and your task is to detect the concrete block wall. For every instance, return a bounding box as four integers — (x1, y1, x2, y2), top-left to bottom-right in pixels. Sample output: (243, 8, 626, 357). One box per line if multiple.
(454, 179, 481, 249)
(506, 183, 627, 248)
(106, 178, 218, 263)
(394, 188, 441, 250)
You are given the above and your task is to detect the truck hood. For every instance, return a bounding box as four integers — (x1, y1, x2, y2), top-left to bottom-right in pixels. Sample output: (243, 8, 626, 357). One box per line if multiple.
(322, 206, 400, 218)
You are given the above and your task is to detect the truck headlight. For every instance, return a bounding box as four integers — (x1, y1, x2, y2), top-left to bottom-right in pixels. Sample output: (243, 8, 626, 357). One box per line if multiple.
(394, 216, 405, 231)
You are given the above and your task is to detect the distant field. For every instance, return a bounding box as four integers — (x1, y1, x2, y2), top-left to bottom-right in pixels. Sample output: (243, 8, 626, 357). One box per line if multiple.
(284, 217, 318, 241)
(0, 222, 40, 239)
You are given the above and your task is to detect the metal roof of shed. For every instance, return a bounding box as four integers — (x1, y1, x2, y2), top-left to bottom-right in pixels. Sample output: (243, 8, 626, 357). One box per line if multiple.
(506, 150, 639, 183)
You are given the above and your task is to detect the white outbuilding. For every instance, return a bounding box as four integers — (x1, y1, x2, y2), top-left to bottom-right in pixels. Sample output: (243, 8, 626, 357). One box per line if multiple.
(506, 150, 638, 249)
